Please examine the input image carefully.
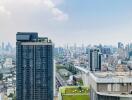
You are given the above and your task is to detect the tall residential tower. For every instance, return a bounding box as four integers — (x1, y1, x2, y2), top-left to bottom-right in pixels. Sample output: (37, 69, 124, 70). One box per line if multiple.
(88, 48, 102, 71)
(16, 32, 54, 100)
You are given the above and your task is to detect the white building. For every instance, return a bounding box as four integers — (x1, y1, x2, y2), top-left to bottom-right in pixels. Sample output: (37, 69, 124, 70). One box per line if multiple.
(3, 58, 13, 68)
(7, 87, 15, 96)
(76, 66, 132, 100)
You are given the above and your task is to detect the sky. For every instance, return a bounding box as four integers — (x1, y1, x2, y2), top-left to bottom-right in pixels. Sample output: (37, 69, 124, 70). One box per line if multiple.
(0, 0, 132, 46)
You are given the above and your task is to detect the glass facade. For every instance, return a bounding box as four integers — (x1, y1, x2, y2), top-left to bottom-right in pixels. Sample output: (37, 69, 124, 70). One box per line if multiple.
(88, 49, 101, 71)
(16, 33, 53, 100)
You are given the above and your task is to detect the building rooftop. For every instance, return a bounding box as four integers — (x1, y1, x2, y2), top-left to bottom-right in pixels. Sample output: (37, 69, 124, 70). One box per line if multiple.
(59, 86, 90, 100)
(16, 32, 52, 43)
(90, 71, 132, 83)
(75, 65, 132, 83)
(59, 86, 89, 94)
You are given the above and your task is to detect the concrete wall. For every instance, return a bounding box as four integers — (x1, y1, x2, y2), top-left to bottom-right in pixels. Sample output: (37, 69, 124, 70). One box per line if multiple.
(128, 84, 132, 93)
(120, 97, 132, 100)
(81, 72, 89, 86)
(97, 83, 131, 93)
(97, 84, 107, 92)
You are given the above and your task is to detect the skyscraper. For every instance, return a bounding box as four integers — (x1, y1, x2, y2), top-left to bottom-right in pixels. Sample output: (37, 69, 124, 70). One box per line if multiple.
(88, 48, 102, 71)
(16, 32, 54, 100)
(2, 42, 4, 51)
(88, 49, 93, 71)
(118, 42, 124, 49)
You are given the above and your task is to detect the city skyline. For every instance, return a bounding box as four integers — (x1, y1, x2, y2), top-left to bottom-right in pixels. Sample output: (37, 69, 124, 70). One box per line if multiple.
(1, 0, 132, 46)
(1, 32, 132, 99)
(0, 41, 132, 48)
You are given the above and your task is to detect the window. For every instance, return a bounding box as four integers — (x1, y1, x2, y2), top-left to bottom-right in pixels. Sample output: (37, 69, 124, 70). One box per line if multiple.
(113, 84, 120, 91)
(107, 84, 111, 92)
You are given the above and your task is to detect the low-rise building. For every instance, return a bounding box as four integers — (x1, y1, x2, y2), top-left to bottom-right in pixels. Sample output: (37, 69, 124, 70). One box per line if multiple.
(7, 87, 15, 96)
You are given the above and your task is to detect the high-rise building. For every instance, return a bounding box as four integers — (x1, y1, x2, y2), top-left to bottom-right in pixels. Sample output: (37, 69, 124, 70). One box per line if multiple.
(129, 51, 132, 60)
(101, 47, 111, 55)
(2, 42, 4, 51)
(118, 42, 124, 49)
(125, 44, 130, 59)
(16, 32, 54, 100)
(88, 49, 93, 71)
(88, 48, 102, 71)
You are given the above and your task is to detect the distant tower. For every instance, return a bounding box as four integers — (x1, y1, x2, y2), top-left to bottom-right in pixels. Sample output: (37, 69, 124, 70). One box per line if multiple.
(125, 44, 129, 59)
(88, 48, 102, 71)
(88, 49, 93, 71)
(16, 32, 54, 100)
(118, 42, 124, 49)
(2, 42, 4, 50)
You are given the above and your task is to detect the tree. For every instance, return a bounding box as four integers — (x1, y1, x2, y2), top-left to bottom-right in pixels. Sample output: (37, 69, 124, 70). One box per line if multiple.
(0, 73, 3, 80)
(8, 93, 13, 98)
(13, 96, 16, 100)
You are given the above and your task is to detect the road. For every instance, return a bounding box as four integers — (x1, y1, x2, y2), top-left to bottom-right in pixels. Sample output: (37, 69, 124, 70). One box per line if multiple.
(56, 73, 67, 88)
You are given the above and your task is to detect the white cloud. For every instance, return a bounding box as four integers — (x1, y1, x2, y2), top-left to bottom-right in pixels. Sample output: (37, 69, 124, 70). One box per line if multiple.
(0, 0, 69, 44)
(52, 8, 68, 21)
(0, 0, 69, 21)
(0, 5, 11, 16)
(52, 0, 64, 5)
(43, 0, 68, 21)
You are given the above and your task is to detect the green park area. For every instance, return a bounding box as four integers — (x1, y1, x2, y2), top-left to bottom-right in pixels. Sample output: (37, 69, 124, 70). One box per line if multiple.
(59, 86, 90, 100)
(62, 95, 90, 100)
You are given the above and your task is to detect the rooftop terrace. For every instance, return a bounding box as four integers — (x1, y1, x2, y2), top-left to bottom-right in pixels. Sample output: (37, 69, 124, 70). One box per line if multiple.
(90, 71, 132, 83)
(59, 86, 90, 100)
